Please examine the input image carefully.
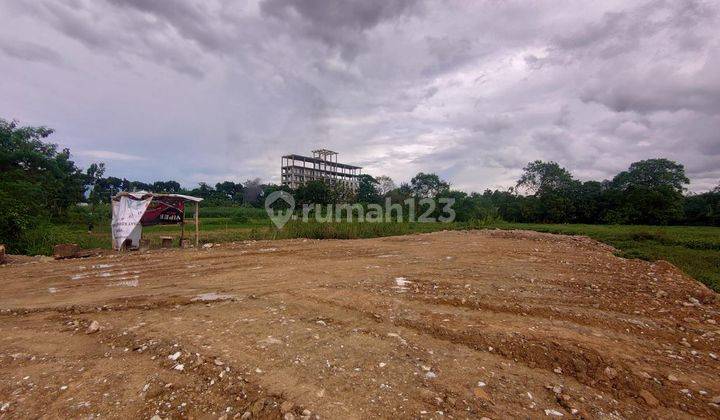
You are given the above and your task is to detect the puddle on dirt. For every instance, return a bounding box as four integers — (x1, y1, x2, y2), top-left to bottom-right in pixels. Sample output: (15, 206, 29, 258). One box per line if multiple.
(92, 264, 114, 269)
(191, 292, 235, 302)
(108, 279, 139, 287)
(394, 277, 412, 292)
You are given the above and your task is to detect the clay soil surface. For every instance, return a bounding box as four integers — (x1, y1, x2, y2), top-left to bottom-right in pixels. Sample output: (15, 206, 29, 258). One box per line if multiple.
(1, 230, 719, 419)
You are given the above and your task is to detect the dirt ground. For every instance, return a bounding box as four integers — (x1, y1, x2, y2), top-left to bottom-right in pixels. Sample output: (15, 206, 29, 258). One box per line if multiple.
(1, 230, 719, 419)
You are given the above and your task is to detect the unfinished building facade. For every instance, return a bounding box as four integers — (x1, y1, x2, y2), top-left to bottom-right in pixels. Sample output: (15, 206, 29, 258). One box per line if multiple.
(281, 149, 362, 190)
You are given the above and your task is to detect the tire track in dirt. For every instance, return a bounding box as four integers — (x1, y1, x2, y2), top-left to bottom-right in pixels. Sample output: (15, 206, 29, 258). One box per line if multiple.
(64, 315, 298, 419)
(1, 230, 718, 418)
(289, 286, 718, 417)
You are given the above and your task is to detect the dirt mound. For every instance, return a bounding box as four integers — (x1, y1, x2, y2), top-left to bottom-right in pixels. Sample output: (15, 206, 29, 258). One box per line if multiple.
(1, 230, 718, 418)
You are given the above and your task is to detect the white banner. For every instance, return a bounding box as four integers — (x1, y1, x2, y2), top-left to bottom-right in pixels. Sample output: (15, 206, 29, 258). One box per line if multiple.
(111, 196, 152, 250)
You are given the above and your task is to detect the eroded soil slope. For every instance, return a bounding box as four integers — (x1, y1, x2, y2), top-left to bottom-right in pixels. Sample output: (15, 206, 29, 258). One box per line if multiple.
(0, 230, 718, 419)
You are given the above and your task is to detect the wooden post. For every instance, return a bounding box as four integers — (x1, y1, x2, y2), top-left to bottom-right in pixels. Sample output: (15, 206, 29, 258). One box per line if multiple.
(194, 201, 199, 247)
(180, 210, 185, 243)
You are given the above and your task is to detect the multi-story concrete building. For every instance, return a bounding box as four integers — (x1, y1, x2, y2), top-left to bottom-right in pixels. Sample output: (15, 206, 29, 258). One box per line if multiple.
(281, 149, 362, 190)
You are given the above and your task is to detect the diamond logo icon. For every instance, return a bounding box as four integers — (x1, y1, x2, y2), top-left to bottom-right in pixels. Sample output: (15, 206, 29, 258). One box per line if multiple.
(264, 191, 295, 229)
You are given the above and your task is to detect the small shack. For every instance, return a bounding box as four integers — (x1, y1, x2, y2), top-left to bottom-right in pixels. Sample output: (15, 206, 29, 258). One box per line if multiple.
(111, 191, 203, 250)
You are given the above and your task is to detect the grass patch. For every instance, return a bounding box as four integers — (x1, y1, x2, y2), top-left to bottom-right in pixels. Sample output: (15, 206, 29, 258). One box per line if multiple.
(190, 206, 268, 219)
(280, 220, 452, 240)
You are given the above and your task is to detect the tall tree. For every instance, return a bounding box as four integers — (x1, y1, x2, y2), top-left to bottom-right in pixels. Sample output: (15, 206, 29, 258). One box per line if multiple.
(296, 180, 331, 205)
(152, 180, 181, 193)
(215, 181, 244, 203)
(410, 172, 450, 198)
(374, 175, 396, 196)
(0, 118, 98, 250)
(357, 174, 381, 204)
(609, 158, 689, 225)
(517, 160, 575, 196)
(129, 181, 152, 191)
(516, 161, 579, 222)
(611, 158, 689, 192)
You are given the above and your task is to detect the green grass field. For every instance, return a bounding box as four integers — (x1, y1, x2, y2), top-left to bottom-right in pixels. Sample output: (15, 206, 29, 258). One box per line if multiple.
(40, 212, 720, 292)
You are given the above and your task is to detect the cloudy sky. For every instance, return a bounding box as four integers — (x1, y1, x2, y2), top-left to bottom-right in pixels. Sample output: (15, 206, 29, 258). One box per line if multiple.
(1, 0, 719, 192)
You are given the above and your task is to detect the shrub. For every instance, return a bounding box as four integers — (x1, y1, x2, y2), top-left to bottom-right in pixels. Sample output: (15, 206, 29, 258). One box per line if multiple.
(15, 222, 74, 256)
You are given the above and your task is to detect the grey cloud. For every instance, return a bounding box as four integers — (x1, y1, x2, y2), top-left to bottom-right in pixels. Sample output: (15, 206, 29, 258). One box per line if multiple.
(38, 2, 119, 50)
(261, 0, 420, 30)
(261, 0, 422, 60)
(133, 37, 205, 78)
(1, 0, 718, 192)
(13, 1, 217, 77)
(422, 86, 438, 100)
(698, 137, 720, 156)
(523, 54, 547, 70)
(580, 54, 720, 115)
(531, 129, 575, 162)
(551, 0, 716, 59)
(473, 115, 513, 134)
(422, 36, 477, 76)
(0, 39, 62, 64)
(552, 9, 648, 59)
(553, 105, 571, 127)
(105, 0, 228, 52)
(581, 82, 720, 115)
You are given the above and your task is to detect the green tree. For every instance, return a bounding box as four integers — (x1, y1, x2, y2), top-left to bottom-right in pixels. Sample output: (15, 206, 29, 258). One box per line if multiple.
(574, 181, 604, 223)
(89, 176, 126, 203)
(152, 180, 181, 193)
(517, 160, 575, 196)
(296, 180, 331, 206)
(683, 190, 719, 226)
(385, 183, 413, 204)
(0, 118, 96, 251)
(374, 175, 396, 196)
(85, 162, 106, 192)
(129, 180, 152, 191)
(357, 174, 381, 204)
(611, 158, 689, 192)
(516, 161, 579, 222)
(262, 184, 293, 211)
(410, 172, 450, 198)
(215, 181, 244, 203)
(609, 159, 689, 225)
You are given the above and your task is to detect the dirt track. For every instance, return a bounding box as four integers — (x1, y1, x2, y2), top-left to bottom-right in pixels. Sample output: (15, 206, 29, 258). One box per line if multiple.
(1, 230, 719, 419)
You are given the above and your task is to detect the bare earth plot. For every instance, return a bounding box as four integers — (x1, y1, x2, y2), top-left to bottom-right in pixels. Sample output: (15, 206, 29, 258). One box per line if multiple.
(0, 230, 719, 419)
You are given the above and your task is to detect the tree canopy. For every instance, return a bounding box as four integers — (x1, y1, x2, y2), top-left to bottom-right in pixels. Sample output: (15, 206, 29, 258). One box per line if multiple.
(357, 174, 381, 204)
(0, 118, 96, 250)
(517, 160, 577, 195)
(410, 172, 450, 198)
(611, 158, 689, 192)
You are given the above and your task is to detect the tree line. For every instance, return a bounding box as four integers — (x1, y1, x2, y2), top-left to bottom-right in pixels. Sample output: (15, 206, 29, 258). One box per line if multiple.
(2, 118, 719, 252)
(87, 159, 720, 227)
(267, 163, 718, 226)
